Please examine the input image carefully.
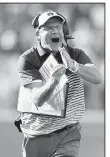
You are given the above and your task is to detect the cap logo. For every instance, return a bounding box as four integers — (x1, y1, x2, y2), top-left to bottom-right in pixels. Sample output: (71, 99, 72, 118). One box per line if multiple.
(47, 11, 54, 16)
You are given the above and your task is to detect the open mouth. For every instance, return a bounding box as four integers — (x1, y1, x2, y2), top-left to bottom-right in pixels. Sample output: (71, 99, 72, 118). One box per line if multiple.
(51, 38, 59, 43)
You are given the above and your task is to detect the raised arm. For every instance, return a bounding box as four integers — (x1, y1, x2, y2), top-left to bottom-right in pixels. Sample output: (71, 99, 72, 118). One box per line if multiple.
(59, 46, 102, 84)
(76, 63, 102, 84)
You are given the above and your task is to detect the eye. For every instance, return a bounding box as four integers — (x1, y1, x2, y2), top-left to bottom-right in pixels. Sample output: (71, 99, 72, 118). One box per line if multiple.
(56, 25, 62, 30)
(45, 26, 53, 30)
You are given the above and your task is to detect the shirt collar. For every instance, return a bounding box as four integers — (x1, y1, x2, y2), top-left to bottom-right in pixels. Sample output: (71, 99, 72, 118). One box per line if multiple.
(35, 43, 69, 57)
(36, 44, 47, 56)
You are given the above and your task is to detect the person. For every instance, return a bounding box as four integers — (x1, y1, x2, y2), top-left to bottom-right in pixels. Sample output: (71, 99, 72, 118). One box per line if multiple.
(16, 10, 102, 157)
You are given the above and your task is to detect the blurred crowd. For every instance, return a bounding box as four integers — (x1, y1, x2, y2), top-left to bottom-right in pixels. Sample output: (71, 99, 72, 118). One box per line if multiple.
(0, 3, 105, 110)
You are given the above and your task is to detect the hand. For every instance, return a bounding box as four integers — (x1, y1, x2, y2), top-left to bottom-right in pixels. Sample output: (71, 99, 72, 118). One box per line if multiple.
(41, 37, 52, 51)
(58, 46, 76, 71)
(50, 64, 66, 81)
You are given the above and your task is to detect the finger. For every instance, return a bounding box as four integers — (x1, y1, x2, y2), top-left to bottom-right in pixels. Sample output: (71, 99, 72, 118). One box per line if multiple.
(52, 64, 65, 71)
(51, 66, 66, 75)
(62, 38, 67, 46)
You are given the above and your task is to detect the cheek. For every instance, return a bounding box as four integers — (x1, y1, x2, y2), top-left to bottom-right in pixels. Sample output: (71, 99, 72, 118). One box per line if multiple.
(45, 33, 51, 44)
(41, 31, 47, 39)
(40, 31, 50, 43)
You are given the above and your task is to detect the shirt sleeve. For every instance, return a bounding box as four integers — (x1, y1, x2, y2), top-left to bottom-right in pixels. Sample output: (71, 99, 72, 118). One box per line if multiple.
(74, 48, 93, 65)
(67, 46, 93, 65)
(18, 56, 42, 86)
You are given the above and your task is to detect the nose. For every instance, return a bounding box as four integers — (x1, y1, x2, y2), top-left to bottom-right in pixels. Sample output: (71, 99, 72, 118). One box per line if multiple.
(52, 27, 58, 34)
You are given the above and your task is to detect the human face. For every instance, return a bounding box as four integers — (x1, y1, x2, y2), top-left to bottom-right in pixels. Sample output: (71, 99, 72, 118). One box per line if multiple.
(38, 18, 65, 53)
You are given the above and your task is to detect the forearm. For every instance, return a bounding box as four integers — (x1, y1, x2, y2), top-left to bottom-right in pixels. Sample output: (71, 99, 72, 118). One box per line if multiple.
(59, 46, 102, 84)
(32, 77, 58, 107)
(76, 63, 102, 84)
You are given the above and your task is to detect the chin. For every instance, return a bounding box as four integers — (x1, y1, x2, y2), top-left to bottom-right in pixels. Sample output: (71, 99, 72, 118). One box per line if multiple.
(51, 45, 59, 52)
(52, 49, 59, 55)
(52, 47, 58, 51)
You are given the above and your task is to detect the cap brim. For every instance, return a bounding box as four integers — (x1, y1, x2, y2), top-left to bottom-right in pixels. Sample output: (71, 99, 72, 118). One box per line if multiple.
(50, 15, 65, 23)
(42, 15, 65, 26)
(38, 14, 65, 29)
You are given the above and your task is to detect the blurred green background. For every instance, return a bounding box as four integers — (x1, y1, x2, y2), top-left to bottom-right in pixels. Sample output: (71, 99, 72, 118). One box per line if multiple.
(0, 3, 105, 157)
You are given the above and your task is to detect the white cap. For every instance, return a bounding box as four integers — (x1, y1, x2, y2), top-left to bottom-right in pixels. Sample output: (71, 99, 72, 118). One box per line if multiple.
(32, 10, 65, 29)
(32, 10, 74, 40)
